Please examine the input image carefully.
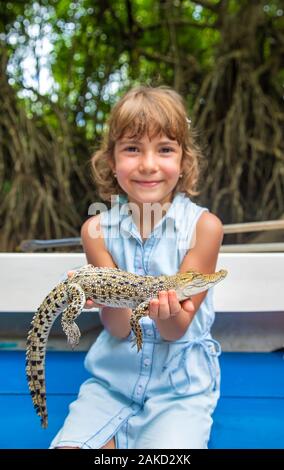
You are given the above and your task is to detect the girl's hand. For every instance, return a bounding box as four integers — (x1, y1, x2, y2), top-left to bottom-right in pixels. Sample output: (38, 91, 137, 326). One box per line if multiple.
(67, 271, 104, 309)
(148, 290, 195, 320)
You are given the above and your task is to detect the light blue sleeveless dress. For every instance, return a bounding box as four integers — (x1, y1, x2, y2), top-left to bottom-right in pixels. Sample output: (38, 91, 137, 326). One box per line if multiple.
(50, 192, 221, 449)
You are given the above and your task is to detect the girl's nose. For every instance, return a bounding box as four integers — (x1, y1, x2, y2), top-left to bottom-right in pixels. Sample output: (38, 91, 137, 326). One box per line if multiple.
(138, 151, 159, 173)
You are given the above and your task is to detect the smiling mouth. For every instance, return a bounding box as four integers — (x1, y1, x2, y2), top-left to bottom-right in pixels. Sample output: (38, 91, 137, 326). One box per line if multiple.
(133, 180, 163, 186)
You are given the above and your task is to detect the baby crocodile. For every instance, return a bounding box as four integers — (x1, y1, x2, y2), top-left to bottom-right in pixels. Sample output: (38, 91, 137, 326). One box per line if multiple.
(26, 264, 227, 428)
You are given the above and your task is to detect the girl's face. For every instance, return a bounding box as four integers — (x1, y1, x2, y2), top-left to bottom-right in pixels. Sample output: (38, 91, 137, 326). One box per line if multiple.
(113, 133, 183, 205)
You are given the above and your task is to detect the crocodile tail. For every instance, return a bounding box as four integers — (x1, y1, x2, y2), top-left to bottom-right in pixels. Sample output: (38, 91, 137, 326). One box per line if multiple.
(25, 281, 68, 428)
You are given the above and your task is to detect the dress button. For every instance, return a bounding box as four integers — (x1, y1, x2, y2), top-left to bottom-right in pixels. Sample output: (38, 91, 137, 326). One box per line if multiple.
(144, 358, 151, 367)
(146, 329, 153, 336)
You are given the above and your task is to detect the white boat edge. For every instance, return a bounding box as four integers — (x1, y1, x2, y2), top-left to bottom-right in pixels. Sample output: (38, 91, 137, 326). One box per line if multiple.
(0, 252, 283, 312)
(0, 252, 283, 352)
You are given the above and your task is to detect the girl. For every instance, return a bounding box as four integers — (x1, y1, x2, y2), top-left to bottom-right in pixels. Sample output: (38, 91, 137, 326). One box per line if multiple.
(50, 85, 223, 449)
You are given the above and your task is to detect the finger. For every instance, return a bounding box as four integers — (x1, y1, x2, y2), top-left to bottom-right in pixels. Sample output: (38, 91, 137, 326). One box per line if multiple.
(84, 303, 100, 309)
(148, 299, 159, 320)
(84, 303, 95, 309)
(67, 271, 75, 278)
(168, 290, 182, 316)
(181, 298, 195, 315)
(85, 299, 104, 309)
(158, 291, 170, 320)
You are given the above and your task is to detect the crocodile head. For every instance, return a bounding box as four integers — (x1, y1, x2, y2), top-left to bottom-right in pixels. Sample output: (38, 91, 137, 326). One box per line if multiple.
(175, 269, 227, 300)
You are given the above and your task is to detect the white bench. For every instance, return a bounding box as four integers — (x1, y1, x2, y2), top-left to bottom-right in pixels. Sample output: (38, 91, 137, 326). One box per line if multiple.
(0, 253, 283, 351)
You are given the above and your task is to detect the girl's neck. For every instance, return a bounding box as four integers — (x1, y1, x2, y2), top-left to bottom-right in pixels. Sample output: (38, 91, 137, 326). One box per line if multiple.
(127, 192, 175, 241)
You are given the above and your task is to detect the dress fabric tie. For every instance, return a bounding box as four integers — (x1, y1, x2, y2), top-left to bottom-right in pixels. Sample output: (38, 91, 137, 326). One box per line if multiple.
(162, 335, 221, 396)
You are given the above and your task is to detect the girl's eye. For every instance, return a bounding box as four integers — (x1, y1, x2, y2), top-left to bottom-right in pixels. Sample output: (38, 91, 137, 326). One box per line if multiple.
(122, 146, 174, 154)
(124, 146, 139, 152)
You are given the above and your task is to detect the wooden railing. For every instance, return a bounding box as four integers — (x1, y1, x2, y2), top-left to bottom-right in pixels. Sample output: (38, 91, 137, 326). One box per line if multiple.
(221, 219, 284, 252)
(223, 220, 284, 234)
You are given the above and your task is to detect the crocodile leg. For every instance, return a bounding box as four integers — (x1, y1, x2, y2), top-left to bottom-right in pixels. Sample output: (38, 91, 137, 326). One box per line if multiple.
(130, 301, 149, 352)
(61, 283, 86, 348)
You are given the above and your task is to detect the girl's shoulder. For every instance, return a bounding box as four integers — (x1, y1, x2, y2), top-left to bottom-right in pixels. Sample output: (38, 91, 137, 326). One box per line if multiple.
(195, 211, 224, 246)
(81, 214, 117, 267)
(197, 210, 223, 230)
(81, 213, 103, 241)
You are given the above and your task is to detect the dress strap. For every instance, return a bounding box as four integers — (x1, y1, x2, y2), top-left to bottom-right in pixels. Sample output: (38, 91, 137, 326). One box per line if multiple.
(162, 335, 221, 396)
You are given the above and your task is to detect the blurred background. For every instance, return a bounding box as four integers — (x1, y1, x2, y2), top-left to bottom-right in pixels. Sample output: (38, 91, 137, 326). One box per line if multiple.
(0, 0, 283, 251)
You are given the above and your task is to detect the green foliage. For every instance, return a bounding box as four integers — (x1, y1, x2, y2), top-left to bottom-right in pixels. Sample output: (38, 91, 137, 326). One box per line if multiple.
(2, 0, 223, 140)
(0, 0, 283, 250)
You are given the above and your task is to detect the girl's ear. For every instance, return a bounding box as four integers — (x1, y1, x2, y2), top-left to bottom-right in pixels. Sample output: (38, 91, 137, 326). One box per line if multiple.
(107, 155, 115, 172)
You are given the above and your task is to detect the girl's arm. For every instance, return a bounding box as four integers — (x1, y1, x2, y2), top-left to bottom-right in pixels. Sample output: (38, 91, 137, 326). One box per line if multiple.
(81, 215, 132, 339)
(152, 212, 224, 341)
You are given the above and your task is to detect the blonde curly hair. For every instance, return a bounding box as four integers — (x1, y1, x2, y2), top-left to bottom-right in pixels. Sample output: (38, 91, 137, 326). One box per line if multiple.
(91, 85, 205, 202)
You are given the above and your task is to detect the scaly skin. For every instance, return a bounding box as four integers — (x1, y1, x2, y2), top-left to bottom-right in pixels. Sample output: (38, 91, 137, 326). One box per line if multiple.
(26, 264, 227, 428)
